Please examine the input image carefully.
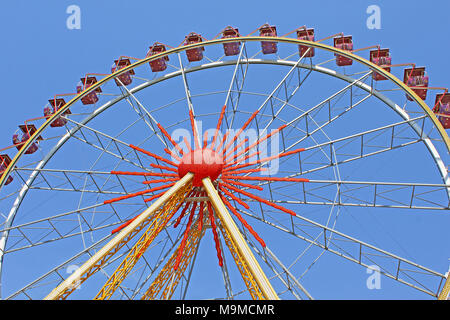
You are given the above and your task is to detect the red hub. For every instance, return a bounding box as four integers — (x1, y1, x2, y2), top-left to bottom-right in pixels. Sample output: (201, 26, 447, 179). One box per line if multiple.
(178, 148, 224, 186)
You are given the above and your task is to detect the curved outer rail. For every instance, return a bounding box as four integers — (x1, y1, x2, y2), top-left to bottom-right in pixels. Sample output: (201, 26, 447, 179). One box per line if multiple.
(0, 36, 448, 189)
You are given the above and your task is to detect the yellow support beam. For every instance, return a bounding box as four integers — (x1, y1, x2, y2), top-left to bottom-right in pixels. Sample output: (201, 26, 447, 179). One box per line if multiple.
(217, 219, 265, 300)
(44, 172, 193, 300)
(438, 275, 450, 300)
(202, 177, 279, 300)
(141, 215, 206, 300)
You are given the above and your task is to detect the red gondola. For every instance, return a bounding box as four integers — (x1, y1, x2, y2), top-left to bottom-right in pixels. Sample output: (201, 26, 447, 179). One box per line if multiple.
(12, 124, 43, 155)
(184, 32, 205, 62)
(334, 35, 353, 66)
(297, 28, 315, 58)
(43, 98, 71, 127)
(370, 48, 391, 81)
(111, 58, 135, 86)
(403, 67, 429, 101)
(0, 154, 13, 185)
(221, 26, 241, 56)
(147, 43, 169, 72)
(76, 76, 102, 105)
(259, 24, 277, 54)
(434, 93, 450, 129)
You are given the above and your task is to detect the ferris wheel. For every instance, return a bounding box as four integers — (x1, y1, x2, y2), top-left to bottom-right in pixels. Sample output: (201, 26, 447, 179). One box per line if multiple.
(0, 23, 449, 300)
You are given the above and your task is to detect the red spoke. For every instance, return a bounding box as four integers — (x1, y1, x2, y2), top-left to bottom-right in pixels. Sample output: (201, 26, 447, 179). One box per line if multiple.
(215, 131, 230, 153)
(198, 199, 205, 232)
(174, 203, 196, 270)
(150, 163, 178, 173)
(221, 179, 263, 191)
(228, 124, 287, 164)
(189, 109, 200, 150)
(224, 150, 260, 167)
(104, 188, 155, 205)
(222, 110, 259, 155)
(207, 201, 223, 267)
(129, 144, 178, 167)
(183, 136, 192, 153)
(219, 193, 266, 247)
(164, 148, 182, 162)
(224, 138, 248, 162)
(223, 183, 297, 216)
(203, 131, 209, 149)
(211, 104, 227, 150)
(225, 168, 268, 175)
(157, 123, 185, 156)
(218, 183, 249, 209)
(174, 191, 196, 228)
(224, 148, 305, 171)
(111, 171, 178, 177)
(142, 178, 179, 185)
(222, 175, 309, 183)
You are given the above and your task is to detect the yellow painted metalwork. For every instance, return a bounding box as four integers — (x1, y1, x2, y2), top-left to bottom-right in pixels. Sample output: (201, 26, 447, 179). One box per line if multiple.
(44, 172, 193, 300)
(217, 219, 265, 300)
(94, 178, 193, 300)
(202, 177, 279, 300)
(438, 275, 450, 300)
(2, 36, 448, 189)
(141, 214, 206, 300)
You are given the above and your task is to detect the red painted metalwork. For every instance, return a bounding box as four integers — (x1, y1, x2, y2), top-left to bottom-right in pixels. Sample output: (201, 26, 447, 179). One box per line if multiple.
(370, 48, 391, 81)
(102, 99, 308, 267)
(0, 154, 13, 185)
(208, 201, 223, 267)
(434, 93, 450, 129)
(147, 43, 169, 72)
(184, 32, 205, 62)
(334, 35, 353, 66)
(219, 193, 266, 247)
(44, 98, 71, 127)
(12, 124, 42, 154)
(404, 67, 429, 101)
(297, 28, 315, 57)
(259, 24, 278, 54)
(111, 58, 135, 86)
(221, 26, 241, 56)
(178, 148, 224, 187)
(76, 76, 102, 105)
(211, 105, 227, 150)
(219, 184, 250, 209)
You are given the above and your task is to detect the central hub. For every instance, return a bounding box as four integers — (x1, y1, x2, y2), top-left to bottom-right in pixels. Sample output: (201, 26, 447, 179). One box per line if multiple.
(178, 148, 224, 186)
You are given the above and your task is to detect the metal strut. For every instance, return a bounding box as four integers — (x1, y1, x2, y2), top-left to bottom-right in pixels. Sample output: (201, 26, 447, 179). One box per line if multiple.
(202, 177, 279, 300)
(44, 173, 193, 300)
(141, 215, 206, 300)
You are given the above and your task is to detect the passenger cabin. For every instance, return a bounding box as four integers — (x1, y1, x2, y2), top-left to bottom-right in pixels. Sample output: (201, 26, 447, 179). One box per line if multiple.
(370, 48, 391, 81)
(44, 98, 71, 127)
(184, 32, 205, 62)
(297, 28, 315, 58)
(259, 24, 278, 54)
(76, 76, 102, 105)
(403, 67, 429, 101)
(0, 154, 13, 185)
(334, 36, 353, 66)
(111, 58, 135, 86)
(12, 124, 43, 154)
(147, 43, 169, 72)
(221, 26, 241, 56)
(434, 93, 450, 129)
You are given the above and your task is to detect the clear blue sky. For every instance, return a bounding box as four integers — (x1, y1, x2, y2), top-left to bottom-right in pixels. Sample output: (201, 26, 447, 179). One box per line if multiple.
(0, 0, 449, 300)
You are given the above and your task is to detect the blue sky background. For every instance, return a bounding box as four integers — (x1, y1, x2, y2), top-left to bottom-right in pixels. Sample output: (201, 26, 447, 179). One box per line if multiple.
(0, 0, 449, 300)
